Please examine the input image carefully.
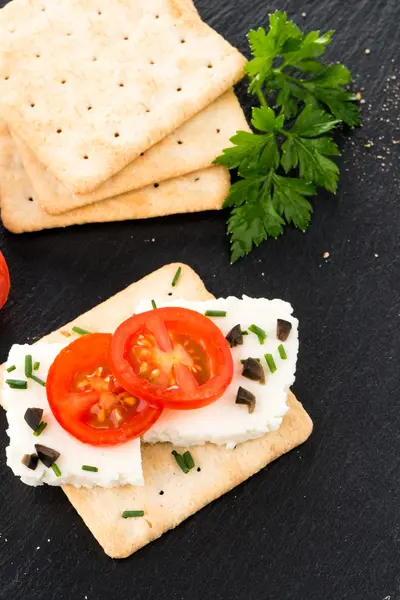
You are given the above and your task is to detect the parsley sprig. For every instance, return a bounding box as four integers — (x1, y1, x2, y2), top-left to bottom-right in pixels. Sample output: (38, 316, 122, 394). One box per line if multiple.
(214, 11, 360, 263)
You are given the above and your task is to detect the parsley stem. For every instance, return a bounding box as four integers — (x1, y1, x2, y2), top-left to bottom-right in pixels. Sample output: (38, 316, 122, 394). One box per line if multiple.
(254, 81, 269, 108)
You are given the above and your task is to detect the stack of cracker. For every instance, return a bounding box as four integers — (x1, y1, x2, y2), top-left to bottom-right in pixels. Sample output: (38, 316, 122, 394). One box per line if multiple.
(0, 0, 248, 233)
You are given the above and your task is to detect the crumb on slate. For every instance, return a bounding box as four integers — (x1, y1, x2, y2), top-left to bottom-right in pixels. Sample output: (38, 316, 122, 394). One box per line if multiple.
(323, 252, 330, 259)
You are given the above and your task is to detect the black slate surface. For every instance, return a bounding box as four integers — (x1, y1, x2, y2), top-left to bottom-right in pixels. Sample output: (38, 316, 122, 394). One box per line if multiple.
(0, 0, 399, 598)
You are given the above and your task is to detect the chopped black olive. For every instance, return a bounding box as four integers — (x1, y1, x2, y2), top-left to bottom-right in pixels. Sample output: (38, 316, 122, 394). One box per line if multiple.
(242, 357, 265, 384)
(235, 386, 256, 414)
(277, 319, 292, 341)
(21, 453, 39, 471)
(34, 444, 60, 468)
(225, 324, 243, 347)
(24, 407, 43, 431)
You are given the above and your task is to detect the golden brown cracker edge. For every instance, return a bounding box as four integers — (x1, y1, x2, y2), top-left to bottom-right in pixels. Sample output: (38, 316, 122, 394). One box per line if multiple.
(0, 123, 230, 233)
(13, 90, 249, 216)
(0, 264, 312, 558)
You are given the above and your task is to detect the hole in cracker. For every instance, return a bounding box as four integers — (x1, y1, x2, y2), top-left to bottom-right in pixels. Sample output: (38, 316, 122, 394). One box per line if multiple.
(177, 140, 183, 145)
(4, 76, 9, 81)
(140, 152, 144, 156)
(66, 32, 72, 36)
(30, 103, 35, 108)
(87, 105, 92, 111)
(149, 60, 155, 65)
(35, 53, 41, 58)
(97, 9, 102, 15)
(61, 79, 66, 84)
(197, 467, 201, 472)
(114, 132, 120, 138)
(83, 155, 89, 160)
(154, 183, 159, 188)
(28, 197, 34, 202)
(57, 128, 62, 134)
(159, 490, 164, 495)
(177, 87, 182, 92)
(216, 128, 221, 133)
(180, 39, 185, 44)
(194, 177, 200, 182)
(145, 108, 151, 113)
(119, 82, 124, 87)
(168, 292, 172, 296)
(124, 36, 129, 41)
(155, 14, 159, 19)
(92, 57, 97, 62)
(207, 64, 213, 68)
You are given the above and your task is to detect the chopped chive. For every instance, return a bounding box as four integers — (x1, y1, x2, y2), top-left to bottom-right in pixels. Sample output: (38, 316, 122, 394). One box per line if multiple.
(33, 421, 47, 437)
(171, 266, 182, 287)
(172, 450, 189, 474)
(183, 451, 195, 470)
(25, 354, 33, 378)
(122, 510, 144, 518)
(204, 310, 227, 317)
(248, 324, 267, 345)
(51, 463, 62, 477)
(72, 326, 91, 335)
(278, 344, 287, 360)
(33, 361, 40, 371)
(241, 330, 249, 335)
(6, 365, 16, 373)
(31, 375, 46, 387)
(265, 353, 277, 373)
(6, 379, 28, 390)
(82, 465, 98, 472)
(151, 299, 157, 309)
(240, 358, 261, 364)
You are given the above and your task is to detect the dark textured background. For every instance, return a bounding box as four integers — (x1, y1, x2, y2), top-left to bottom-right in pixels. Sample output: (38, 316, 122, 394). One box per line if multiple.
(0, 0, 399, 598)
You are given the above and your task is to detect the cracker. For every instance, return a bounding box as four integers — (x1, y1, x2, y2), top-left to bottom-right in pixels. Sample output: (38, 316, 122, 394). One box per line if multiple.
(0, 263, 313, 558)
(12, 90, 249, 215)
(0, 0, 246, 193)
(0, 124, 229, 233)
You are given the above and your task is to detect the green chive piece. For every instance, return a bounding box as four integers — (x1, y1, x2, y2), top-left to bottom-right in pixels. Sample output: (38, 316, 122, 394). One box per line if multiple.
(171, 266, 182, 287)
(82, 465, 98, 472)
(25, 354, 33, 378)
(249, 324, 267, 344)
(151, 299, 157, 309)
(172, 450, 189, 474)
(122, 510, 144, 519)
(33, 421, 47, 437)
(183, 451, 195, 470)
(72, 326, 91, 336)
(204, 310, 227, 317)
(6, 365, 16, 373)
(6, 379, 28, 390)
(51, 463, 61, 477)
(33, 361, 40, 371)
(31, 375, 46, 387)
(241, 331, 249, 335)
(278, 344, 287, 360)
(240, 357, 261, 364)
(265, 353, 277, 373)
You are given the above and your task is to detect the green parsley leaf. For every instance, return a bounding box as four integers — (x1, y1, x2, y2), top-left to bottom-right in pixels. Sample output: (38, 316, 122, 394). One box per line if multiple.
(215, 10, 360, 262)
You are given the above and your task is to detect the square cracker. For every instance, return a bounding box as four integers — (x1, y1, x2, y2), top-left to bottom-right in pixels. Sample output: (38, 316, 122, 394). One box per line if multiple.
(12, 90, 249, 215)
(0, 123, 230, 233)
(0, 263, 313, 558)
(0, 0, 246, 193)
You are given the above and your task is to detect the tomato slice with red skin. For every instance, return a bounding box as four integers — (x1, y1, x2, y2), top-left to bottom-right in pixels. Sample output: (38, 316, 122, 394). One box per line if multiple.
(0, 251, 10, 310)
(110, 307, 234, 410)
(46, 333, 162, 445)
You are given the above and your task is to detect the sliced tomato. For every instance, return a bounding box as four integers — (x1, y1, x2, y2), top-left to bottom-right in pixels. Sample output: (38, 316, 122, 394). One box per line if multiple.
(0, 251, 10, 310)
(46, 333, 162, 445)
(110, 307, 234, 410)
